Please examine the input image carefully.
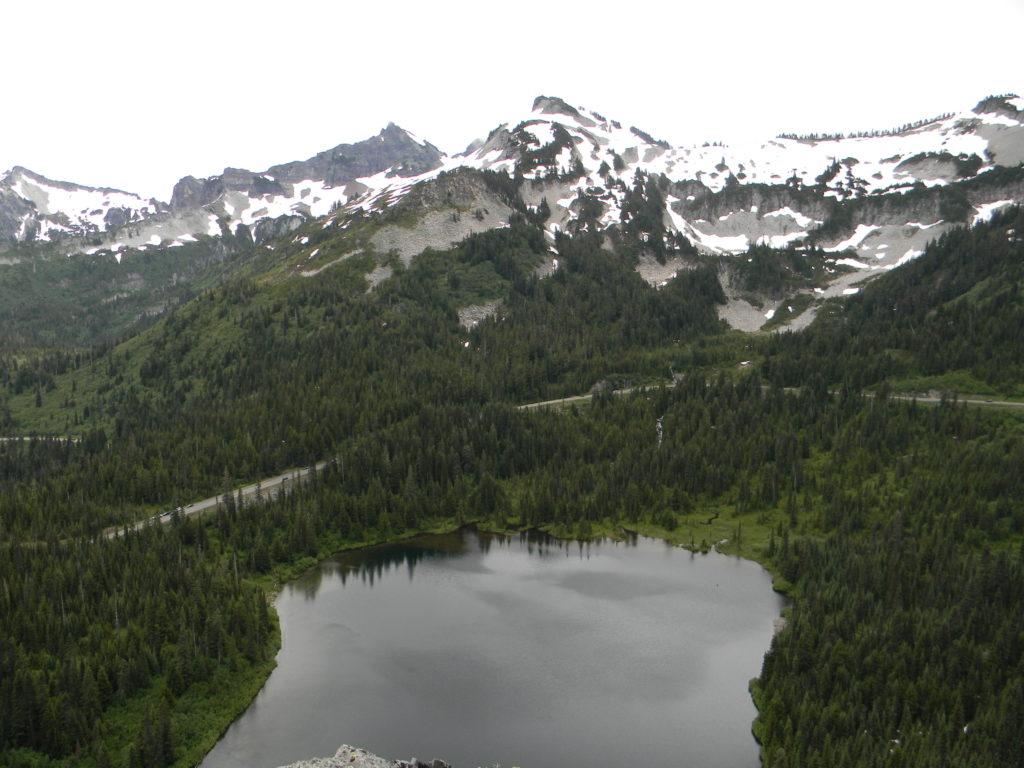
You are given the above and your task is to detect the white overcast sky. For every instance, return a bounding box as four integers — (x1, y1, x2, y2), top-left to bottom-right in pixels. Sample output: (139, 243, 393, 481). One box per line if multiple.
(3, 0, 1022, 201)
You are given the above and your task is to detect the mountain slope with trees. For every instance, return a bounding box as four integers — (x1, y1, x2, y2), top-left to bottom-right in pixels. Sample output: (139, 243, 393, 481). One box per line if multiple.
(0, 194, 1022, 768)
(763, 205, 1024, 395)
(2, 94, 1024, 347)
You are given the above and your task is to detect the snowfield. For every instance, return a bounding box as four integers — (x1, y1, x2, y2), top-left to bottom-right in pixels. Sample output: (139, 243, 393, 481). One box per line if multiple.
(4, 94, 1022, 334)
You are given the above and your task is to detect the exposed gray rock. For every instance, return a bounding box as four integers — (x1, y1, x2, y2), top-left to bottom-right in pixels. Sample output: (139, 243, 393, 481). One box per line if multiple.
(974, 95, 1022, 120)
(977, 123, 1024, 166)
(716, 265, 776, 333)
(266, 124, 443, 187)
(3, 91, 1023, 314)
(170, 168, 286, 210)
(253, 215, 304, 244)
(103, 206, 135, 230)
(458, 299, 503, 328)
(279, 744, 455, 768)
(167, 175, 208, 210)
(388, 168, 503, 214)
(532, 95, 594, 127)
(459, 125, 517, 165)
(372, 205, 511, 267)
(0, 187, 36, 240)
(894, 153, 960, 183)
(668, 180, 833, 226)
(169, 124, 443, 213)
(371, 171, 514, 265)
(635, 252, 694, 287)
(363, 263, 393, 290)
(0, 166, 162, 242)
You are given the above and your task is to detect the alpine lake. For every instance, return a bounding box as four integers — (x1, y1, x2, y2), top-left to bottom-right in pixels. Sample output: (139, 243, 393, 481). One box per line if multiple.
(200, 528, 784, 768)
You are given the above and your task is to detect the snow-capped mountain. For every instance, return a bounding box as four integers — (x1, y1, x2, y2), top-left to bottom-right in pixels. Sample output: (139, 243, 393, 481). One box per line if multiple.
(229, 93, 1023, 287)
(0, 124, 444, 253)
(361, 93, 1024, 259)
(3, 94, 1023, 329)
(0, 166, 163, 242)
(167, 122, 444, 220)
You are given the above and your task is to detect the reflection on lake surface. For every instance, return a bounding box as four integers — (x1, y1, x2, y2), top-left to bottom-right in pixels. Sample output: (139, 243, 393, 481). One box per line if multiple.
(201, 529, 783, 768)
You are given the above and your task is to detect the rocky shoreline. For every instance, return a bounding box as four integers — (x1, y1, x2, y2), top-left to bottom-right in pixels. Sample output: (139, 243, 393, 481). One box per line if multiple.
(281, 744, 456, 768)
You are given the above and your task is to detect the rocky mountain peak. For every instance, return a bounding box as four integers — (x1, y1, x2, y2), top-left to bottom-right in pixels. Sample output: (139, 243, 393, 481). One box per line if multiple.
(973, 93, 1022, 119)
(5, 92, 1024, 310)
(166, 123, 446, 213)
(0, 165, 162, 242)
(3, 165, 40, 184)
(265, 123, 443, 186)
(3, 165, 148, 200)
(532, 95, 584, 120)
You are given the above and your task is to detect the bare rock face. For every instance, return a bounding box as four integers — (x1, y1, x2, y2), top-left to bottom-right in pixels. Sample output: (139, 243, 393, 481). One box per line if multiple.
(268, 123, 443, 186)
(252, 214, 304, 244)
(279, 744, 454, 768)
(974, 94, 1023, 120)
(0, 186, 36, 240)
(169, 168, 286, 210)
(531, 95, 585, 121)
(0, 166, 162, 242)
(168, 124, 444, 212)
(370, 170, 515, 266)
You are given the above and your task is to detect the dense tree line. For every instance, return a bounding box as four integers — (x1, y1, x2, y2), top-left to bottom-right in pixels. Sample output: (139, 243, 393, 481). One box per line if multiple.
(0, 221, 729, 540)
(1, 196, 1022, 767)
(758, 534, 1024, 768)
(765, 205, 1024, 394)
(0, 521, 273, 767)
(153, 379, 1024, 768)
(0, 227, 273, 349)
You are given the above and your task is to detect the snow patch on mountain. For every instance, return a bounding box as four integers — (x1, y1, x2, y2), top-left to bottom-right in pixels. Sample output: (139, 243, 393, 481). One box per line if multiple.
(5, 93, 1023, 336)
(375, 94, 1021, 271)
(973, 199, 1016, 224)
(763, 207, 818, 228)
(1, 166, 160, 241)
(9, 173, 149, 221)
(893, 249, 925, 268)
(826, 224, 881, 253)
(77, 208, 224, 256)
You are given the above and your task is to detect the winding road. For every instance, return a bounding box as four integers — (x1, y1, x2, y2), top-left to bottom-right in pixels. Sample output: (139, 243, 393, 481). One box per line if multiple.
(105, 460, 332, 538)
(95, 386, 1021, 537)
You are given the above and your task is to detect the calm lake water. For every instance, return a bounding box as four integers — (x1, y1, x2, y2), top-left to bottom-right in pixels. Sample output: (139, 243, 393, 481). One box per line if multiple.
(200, 529, 783, 768)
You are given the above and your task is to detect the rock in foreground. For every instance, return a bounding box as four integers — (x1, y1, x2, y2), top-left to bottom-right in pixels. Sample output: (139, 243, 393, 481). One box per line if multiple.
(280, 744, 454, 768)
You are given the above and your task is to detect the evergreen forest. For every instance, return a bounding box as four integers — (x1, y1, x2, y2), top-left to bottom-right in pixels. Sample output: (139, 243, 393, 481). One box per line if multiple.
(0, 190, 1022, 768)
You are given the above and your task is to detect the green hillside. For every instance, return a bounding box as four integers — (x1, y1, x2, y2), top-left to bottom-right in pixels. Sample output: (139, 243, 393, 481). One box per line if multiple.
(1, 200, 1022, 767)
(764, 205, 1024, 397)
